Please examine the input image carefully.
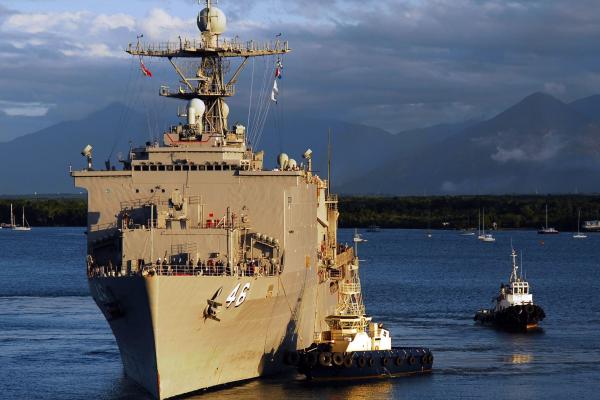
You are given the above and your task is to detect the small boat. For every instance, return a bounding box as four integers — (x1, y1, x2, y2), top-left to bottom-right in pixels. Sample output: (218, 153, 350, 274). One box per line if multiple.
(582, 220, 600, 231)
(366, 225, 381, 232)
(481, 234, 496, 242)
(478, 209, 495, 242)
(289, 230, 433, 380)
(9, 204, 31, 231)
(538, 204, 559, 234)
(573, 209, 587, 239)
(474, 249, 545, 331)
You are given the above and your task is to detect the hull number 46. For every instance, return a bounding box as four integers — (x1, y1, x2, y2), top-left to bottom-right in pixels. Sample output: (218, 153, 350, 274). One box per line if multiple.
(226, 283, 251, 308)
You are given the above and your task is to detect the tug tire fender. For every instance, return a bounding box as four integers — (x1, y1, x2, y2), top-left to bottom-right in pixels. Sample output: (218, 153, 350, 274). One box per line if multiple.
(358, 356, 367, 368)
(332, 352, 344, 366)
(319, 352, 332, 366)
(395, 356, 403, 366)
(343, 354, 354, 368)
(381, 356, 389, 366)
(408, 355, 416, 365)
(368, 357, 375, 367)
(306, 351, 318, 368)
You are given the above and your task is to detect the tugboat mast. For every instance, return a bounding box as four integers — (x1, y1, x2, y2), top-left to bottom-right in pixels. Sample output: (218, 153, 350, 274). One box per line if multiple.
(126, 0, 290, 145)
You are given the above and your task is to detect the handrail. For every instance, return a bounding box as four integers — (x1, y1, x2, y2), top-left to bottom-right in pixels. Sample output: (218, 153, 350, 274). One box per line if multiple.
(88, 263, 281, 278)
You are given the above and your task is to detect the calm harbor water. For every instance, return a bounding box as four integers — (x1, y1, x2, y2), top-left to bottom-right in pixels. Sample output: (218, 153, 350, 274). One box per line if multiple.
(1, 227, 599, 399)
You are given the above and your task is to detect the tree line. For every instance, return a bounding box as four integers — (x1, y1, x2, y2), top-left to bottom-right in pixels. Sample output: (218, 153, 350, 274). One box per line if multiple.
(2, 195, 600, 230)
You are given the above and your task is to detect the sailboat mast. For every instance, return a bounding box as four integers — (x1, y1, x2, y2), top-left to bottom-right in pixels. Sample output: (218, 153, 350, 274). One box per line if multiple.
(545, 204, 548, 230)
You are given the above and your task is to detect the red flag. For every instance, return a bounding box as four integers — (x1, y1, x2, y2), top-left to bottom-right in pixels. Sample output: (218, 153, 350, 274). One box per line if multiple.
(140, 60, 152, 77)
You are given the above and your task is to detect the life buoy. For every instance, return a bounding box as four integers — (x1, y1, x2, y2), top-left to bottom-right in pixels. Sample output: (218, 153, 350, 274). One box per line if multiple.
(319, 352, 332, 366)
(408, 355, 416, 365)
(358, 356, 367, 368)
(305, 351, 318, 368)
(395, 356, 403, 366)
(332, 352, 344, 366)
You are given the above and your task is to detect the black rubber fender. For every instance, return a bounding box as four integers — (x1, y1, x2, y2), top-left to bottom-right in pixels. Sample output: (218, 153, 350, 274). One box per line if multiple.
(343, 355, 354, 368)
(357, 356, 367, 368)
(319, 352, 332, 366)
(408, 355, 416, 365)
(332, 352, 344, 366)
(305, 351, 318, 368)
(395, 356, 403, 366)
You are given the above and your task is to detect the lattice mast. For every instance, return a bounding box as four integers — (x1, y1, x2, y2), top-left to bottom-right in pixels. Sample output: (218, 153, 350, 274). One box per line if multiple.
(126, 0, 290, 144)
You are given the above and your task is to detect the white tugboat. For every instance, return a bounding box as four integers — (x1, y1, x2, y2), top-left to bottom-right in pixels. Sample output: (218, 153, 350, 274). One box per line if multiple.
(290, 231, 434, 380)
(474, 249, 545, 331)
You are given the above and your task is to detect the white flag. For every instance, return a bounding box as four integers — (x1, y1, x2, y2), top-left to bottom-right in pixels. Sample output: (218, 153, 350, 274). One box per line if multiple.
(271, 79, 279, 103)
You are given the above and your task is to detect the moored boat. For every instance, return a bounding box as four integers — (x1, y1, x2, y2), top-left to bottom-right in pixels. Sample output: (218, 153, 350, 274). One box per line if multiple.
(474, 249, 545, 331)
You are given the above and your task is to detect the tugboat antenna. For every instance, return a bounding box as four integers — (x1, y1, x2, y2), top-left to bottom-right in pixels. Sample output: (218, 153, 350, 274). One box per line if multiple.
(327, 128, 332, 196)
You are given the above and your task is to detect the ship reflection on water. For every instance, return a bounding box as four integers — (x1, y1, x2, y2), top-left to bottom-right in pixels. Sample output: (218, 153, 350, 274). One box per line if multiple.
(505, 354, 534, 365)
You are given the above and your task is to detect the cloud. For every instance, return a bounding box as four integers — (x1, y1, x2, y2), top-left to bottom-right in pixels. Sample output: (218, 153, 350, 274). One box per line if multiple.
(491, 131, 566, 162)
(3, 11, 87, 34)
(0, 100, 53, 117)
(91, 13, 136, 33)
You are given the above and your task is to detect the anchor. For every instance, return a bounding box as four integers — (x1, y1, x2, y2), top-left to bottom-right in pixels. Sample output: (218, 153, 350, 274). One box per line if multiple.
(203, 287, 223, 321)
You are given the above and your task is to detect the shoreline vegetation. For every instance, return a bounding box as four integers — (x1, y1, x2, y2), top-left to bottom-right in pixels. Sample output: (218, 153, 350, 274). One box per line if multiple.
(1, 195, 599, 230)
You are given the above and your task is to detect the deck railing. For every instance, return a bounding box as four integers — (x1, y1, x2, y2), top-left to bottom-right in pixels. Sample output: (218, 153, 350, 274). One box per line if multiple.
(88, 263, 280, 278)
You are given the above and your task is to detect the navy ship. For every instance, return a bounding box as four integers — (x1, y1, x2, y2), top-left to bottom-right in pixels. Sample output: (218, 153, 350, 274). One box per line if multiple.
(287, 231, 434, 380)
(474, 249, 545, 331)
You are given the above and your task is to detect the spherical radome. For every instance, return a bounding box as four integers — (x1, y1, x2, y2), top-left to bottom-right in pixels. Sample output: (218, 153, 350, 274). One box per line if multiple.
(221, 101, 229, 118)
(197, 7, 227, 34)
(189, 98, 206, 116)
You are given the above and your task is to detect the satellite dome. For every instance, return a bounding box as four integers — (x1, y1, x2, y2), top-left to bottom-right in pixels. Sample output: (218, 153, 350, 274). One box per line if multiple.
(188, 98, 206, 116)
(220, 101, 229, 118)
(197, 7, 227, 34)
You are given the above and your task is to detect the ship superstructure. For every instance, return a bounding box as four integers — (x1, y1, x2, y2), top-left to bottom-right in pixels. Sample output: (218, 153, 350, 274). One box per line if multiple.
(72, 2, 357, 398)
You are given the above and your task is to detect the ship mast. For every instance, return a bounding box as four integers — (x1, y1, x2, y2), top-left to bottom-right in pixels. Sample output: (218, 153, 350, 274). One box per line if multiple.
(509, 249, 519, 283)
(126, 0, 290, 145)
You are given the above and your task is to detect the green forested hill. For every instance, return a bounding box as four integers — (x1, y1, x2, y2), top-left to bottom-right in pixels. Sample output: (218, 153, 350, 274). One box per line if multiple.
(1, 195, 599, 230)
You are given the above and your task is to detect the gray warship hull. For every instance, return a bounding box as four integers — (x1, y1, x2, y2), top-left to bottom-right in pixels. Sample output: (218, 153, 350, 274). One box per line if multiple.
(90, 273, 335, 399)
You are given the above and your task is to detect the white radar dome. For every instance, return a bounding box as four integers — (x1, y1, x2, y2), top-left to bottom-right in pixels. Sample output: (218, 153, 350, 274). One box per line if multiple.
(189, 98, 206, 116)
(197, 7, 227, 34)
(220, 101, 229, 118)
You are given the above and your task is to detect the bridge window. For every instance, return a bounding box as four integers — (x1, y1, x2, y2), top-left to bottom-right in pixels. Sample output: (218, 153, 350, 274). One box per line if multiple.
(158, 165, 165, 171)
(175, 165, 182, 171)
(150, 165, 157, 171)
(142, 165, 149, 171)
(167, 165, 173, 171)
(134, 165, 141, 171)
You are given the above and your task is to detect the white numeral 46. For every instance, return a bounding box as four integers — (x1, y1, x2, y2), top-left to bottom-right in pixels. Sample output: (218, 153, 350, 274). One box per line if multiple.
(226, 282, 251, 308)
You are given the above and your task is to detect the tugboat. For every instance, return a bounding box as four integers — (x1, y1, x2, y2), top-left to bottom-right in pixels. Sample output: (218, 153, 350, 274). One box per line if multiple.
(474, 249, 545, 331)
(286, 231, 434, 380)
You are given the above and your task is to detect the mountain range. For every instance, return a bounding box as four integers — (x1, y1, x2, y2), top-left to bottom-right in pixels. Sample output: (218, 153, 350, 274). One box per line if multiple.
(0, 92, 599, 195)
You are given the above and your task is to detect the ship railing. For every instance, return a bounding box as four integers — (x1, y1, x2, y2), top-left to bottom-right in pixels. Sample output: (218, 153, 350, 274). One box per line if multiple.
(127, 39, 289, 56)
(88, 263, 281, 278)
(339, 282, 361, 294)
(89, 222, 118, 232)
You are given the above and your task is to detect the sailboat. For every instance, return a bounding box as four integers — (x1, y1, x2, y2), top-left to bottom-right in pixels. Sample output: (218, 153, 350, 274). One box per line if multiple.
(479, 209, 495, 242)
(11, 204, 31, 231)
(573, 209, 587, 239)
(538, 204, 559, 234)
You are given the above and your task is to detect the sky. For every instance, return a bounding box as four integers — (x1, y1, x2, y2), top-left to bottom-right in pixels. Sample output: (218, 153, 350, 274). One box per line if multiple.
(2, 0, 600, 142)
